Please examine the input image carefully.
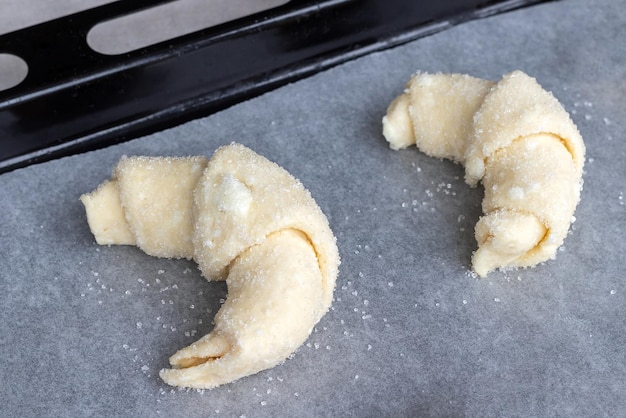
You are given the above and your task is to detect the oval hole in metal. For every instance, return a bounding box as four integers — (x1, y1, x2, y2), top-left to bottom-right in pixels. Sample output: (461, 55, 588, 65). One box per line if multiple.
(87, 0, 291, 55)
(0, 0, 113, 35)
(0, 54, 28, 92)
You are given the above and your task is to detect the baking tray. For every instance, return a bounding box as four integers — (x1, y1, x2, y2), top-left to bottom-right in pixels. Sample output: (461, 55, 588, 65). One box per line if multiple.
(1, 0, 625, 415)
(0, 0, 548, 174)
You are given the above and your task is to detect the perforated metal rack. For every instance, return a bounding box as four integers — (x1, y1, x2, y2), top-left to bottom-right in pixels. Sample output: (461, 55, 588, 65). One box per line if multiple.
(0, 0, 548, 173)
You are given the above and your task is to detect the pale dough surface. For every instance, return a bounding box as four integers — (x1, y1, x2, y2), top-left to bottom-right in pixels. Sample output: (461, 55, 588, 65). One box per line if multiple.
(382, 70, 585, 276)
(161, 229, 324, 388)
(192, 144, 338, 309)
(80, 143, 340, 389)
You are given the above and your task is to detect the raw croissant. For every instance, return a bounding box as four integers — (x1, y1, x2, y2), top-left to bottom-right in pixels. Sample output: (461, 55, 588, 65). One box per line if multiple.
(80, 143, 340, 389)
(382, 70, 585, 277)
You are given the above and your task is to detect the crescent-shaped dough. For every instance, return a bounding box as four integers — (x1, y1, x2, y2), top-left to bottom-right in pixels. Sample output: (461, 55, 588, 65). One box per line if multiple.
(161, 229, 324, 388)
(80, 143, 340, 389)
(382, 70, 585, 277)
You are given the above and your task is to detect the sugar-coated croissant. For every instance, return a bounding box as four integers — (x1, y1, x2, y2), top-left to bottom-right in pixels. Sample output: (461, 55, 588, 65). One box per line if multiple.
(80, 143, 340, 389)
(382, 70, 585, 277)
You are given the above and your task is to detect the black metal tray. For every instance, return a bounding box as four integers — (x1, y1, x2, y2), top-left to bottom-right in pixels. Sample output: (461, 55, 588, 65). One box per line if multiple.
(0, 0, 547, 173)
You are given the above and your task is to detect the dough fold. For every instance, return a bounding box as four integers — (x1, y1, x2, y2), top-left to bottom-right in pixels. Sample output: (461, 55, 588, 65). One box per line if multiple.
(80, 143, 340, 389)
(382, 70, 585, 277)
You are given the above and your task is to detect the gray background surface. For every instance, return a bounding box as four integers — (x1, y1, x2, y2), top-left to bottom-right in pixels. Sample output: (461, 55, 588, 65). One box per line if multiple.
(1, 0, 625, 416)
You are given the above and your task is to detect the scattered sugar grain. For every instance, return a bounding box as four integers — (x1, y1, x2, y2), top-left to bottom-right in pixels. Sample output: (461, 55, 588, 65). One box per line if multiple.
(465, 270, 478, 279)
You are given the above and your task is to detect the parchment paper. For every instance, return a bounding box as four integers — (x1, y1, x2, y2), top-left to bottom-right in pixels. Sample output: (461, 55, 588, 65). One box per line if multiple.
(1, 0, 624, 416)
